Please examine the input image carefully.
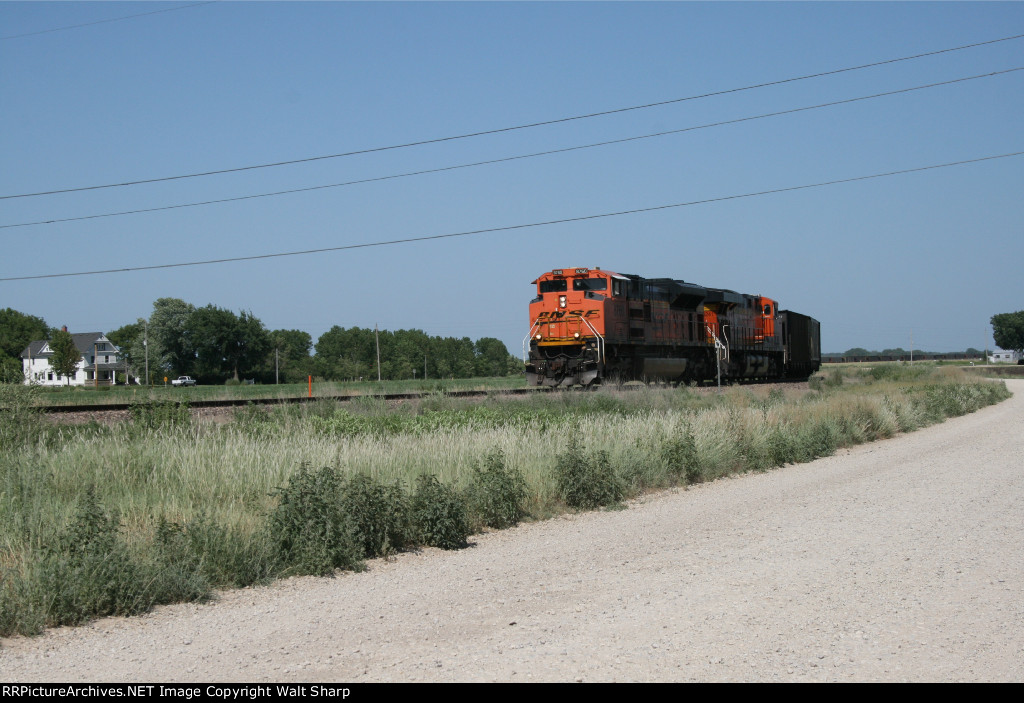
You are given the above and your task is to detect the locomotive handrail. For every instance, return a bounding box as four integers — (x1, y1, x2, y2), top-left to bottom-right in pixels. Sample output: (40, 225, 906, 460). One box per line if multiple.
(522, 318, 542, 362)
(579, 315, 606, 364)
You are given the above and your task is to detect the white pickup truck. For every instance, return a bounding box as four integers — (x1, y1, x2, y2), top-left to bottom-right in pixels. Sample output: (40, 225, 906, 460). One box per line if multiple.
(171, 376, 197, 387)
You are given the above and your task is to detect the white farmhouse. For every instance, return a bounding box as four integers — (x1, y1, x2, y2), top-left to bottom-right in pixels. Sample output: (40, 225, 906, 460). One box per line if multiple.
(21, 331, 126, 386)
(987, 348, 1023, 364)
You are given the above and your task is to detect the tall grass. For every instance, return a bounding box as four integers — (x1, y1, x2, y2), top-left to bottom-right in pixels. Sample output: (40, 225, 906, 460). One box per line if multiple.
(0, 367, 1010, 637)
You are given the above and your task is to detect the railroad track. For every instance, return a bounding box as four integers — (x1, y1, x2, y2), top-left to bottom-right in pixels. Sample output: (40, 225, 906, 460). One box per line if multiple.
(35, 378, 809, 417)
(37, 386, 547, 415)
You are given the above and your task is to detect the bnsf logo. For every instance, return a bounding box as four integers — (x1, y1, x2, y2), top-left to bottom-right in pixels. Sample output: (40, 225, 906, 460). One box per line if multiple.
(537, 310, 599, 320)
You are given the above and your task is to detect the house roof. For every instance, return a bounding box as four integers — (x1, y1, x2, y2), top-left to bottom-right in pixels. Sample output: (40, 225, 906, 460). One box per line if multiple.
(21, 332, 117, 359)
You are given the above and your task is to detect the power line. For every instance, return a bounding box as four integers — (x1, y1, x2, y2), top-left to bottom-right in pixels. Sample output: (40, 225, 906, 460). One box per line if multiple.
(2, 151, 1019, 283)
(0, 2, 217, 41)
(5, 67, 1020, 231)
(3, 32, 1022, 201)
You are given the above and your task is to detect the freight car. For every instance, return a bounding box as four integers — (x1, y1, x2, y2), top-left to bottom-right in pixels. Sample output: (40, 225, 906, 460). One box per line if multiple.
(524, 267, 820, 387)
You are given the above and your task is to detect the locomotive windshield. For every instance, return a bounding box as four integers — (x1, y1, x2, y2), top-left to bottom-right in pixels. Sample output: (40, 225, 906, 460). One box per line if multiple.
(572, 278, 607, 292)
(539, 279, 567, 293)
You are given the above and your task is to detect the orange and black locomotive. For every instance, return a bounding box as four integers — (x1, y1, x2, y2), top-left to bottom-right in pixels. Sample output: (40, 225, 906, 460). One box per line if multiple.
(525, 267, 820, 387)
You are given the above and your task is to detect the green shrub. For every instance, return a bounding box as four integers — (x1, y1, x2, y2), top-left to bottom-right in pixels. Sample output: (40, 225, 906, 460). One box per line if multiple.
(340, 473, 411, 558)
(410, 475, 469, 549)
(660, 426, 702, 484)
(267, 465, 362, 576)
(554, 437, 625, 509)
(32, 488, 155, 629)
(466, 449, 528, 529)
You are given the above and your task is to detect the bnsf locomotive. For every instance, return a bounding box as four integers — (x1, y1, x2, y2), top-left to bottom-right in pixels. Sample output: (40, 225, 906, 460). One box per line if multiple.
(525, 267, 820, 387)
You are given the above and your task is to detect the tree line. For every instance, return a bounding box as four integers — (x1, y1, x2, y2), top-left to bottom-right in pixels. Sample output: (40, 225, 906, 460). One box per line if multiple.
(0, 299, 522, 385)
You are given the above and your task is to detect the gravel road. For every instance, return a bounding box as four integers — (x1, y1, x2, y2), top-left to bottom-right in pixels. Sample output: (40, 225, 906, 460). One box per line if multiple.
(3, 379, 1022, 682)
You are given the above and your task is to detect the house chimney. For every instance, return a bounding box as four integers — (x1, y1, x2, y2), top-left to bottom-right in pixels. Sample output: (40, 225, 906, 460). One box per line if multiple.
(62, 325, 67, 332)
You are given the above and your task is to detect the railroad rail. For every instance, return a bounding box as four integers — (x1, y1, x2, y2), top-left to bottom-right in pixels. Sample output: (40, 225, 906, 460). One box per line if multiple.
(33, 378, 810, 416)
(35, 386, 547, 414)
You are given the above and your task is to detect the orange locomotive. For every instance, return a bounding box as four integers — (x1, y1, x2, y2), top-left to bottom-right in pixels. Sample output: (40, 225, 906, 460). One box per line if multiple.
(525, 267, 820, 387)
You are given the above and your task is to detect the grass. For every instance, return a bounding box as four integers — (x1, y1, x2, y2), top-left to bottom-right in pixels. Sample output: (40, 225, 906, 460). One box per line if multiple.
(0, 365, 1011, 637)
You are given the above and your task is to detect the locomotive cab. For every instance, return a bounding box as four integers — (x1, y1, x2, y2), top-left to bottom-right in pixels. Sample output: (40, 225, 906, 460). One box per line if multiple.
(526, 268, 612, 387)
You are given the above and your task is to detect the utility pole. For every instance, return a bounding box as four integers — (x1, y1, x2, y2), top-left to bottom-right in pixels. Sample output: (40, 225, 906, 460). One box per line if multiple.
(144, 319, 149, 386)
(910, 329, 914, 365)
(275, 347, 279, 385)
(375, 324, 382, 382)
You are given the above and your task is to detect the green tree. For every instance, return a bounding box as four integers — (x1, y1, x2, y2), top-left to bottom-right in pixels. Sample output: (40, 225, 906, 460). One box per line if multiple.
(188, 306, 270, 382)
(48, 329, 80, 386)
(107, 320, 144, 382)
(230, 310, 271, 381)
(0, 308, 50, 381)
(991, 311, 1024, 354)
(106, 321, 142, 351)
(315, 326, 375, 381)
(149, 298, 196, 375)
(0, 308, 50, 360)
(266, 329, 313, 383)
(474, 337, 515, 377)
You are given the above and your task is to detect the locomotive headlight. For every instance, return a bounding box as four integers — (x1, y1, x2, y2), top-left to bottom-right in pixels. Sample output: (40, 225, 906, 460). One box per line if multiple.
(574, 332, 580, 338)
(535, 334, 542, 340)
(559, 295, 567, 308)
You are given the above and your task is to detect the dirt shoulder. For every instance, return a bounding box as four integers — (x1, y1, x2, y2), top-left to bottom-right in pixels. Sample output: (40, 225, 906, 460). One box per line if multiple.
(3, 380, 1021, 682)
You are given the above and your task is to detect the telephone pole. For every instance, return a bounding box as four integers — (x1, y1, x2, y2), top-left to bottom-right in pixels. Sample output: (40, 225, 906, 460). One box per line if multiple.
(375, 324, 382, 382)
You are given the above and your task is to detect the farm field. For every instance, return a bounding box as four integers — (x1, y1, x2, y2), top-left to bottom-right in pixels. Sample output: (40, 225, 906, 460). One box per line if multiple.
(0, 365, 1012, 639)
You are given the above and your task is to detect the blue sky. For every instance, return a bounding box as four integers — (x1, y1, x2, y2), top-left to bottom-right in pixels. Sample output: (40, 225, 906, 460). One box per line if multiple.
(2, 1, 1022, 355)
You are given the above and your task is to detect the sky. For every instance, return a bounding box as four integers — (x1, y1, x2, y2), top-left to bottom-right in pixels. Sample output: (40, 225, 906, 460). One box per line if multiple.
(1, 1, 1022, 356)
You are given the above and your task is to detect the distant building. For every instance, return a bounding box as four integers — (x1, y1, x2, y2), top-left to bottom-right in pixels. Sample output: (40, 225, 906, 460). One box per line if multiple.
(987, 348, 1023, 364)
(21, 331, 126, 386)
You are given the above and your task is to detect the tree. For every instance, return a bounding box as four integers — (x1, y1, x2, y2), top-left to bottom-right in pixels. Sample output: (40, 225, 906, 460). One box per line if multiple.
(265, 329, 313, 383)
(315, 326, 374, 381)
(107, 320, 145, 382)
(991, 311, 1024, 354)
(187, 306, 269, 382)
(474, 337, 515, 377)
(48, 329, 80, 386)
(149, 298, 196, 375)
(230, 310, 271, 381)
(0, 308, 50, 381)
(0, 308, 50, 359)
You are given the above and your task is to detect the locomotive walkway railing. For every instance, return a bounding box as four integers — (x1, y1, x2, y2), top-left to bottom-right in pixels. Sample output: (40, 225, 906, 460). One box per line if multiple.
(579, 315, 606, 364)
(522, 318, 542, 362)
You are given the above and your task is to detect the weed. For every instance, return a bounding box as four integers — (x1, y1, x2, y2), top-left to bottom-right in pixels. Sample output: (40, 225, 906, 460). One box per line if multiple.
(410, 475, 469, 549)
(340, 474, 411, 558)
(660, 426, 702, 484)
(554, 437, 625, 509)
(466, 449, 528, 529)
(267, 465, 362, 576)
